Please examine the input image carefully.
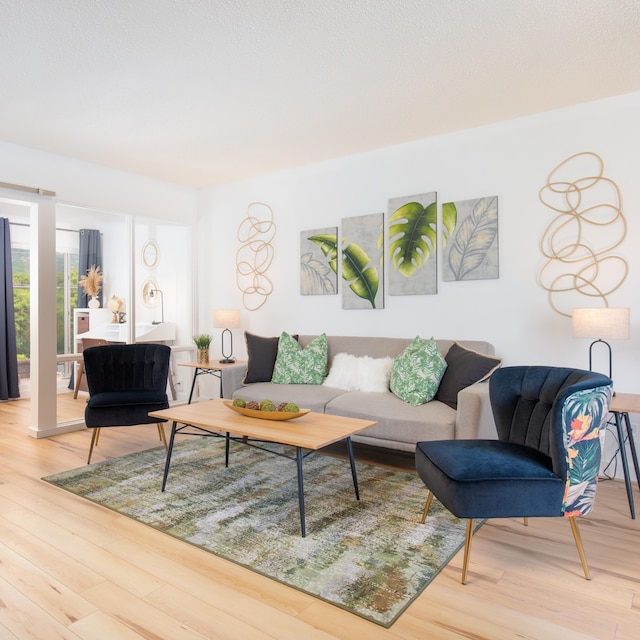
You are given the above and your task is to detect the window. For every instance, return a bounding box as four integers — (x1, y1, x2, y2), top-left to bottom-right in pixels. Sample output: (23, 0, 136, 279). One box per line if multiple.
(12, 247, 30, 361)
(57, 246, 79, 357)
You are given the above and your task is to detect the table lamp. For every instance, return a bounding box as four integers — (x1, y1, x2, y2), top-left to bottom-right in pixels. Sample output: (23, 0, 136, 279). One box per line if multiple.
(149, 288, 164, 324)
(107, 295, 124, 323)
(213, 309, 241, 363)
(572, 307, 629, 380)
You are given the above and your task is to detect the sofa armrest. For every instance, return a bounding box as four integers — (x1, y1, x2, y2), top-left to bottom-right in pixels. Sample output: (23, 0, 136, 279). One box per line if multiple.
(455, 381, 498, 439)
(221, 363, 248, 399)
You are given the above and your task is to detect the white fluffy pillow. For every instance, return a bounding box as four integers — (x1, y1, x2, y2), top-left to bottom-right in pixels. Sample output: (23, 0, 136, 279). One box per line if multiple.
(323, 352, 394, 393)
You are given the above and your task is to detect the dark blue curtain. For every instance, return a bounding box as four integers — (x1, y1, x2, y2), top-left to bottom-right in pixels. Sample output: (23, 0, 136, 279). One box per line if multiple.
(1, 218, 20, 400)
(78, 229, 103, 308)
(70, 229, 103, 390)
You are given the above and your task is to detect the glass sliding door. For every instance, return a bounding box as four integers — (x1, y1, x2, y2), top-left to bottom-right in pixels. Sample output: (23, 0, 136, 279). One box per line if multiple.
(12, 247, 30, 388)
(56, 229, 79, 390)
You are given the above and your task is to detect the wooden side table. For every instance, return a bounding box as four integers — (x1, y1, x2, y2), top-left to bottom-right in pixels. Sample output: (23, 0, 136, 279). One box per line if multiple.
(608, 393, 640, 519)
(179, 360, 246, 403)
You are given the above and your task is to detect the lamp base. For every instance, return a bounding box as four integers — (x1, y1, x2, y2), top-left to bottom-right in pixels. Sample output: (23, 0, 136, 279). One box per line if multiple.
(588, 339, 613, 380)
(219, 328, 235, 364)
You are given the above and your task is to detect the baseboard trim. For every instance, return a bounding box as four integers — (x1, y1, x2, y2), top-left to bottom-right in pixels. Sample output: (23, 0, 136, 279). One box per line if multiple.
(28, 420, 85, 439)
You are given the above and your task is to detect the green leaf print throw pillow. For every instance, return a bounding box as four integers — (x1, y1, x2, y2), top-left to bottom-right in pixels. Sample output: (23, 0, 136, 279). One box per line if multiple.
(390, 336, 447, 406)
(271, 332, 328, 384)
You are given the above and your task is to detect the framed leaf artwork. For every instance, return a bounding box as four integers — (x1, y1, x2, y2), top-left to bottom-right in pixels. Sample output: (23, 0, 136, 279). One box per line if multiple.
(442, 196, 499, 281)
(387, 192, 437, 295)
(300, 226, 338, 295)
(341, 213, 384, 309)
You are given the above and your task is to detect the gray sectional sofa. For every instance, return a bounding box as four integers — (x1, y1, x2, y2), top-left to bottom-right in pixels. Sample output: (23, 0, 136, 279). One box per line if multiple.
(221, 335, 501, 453)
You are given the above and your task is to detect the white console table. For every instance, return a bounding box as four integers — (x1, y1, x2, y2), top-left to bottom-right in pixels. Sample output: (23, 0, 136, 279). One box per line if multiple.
(74, 308, 177, 345)
(73, 309, 177, 397)
(80, 320, 176, 342)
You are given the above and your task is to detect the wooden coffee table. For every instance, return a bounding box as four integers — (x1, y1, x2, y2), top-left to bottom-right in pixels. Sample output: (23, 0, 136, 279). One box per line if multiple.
(149, 399, 376, 536)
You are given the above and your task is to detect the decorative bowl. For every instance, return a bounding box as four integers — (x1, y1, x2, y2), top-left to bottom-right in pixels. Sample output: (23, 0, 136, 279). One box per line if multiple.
(223, 400, 310, 421)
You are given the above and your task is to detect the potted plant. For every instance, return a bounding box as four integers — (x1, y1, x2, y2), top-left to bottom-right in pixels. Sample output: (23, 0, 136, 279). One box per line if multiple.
(79, 265, 103, 308)
(193, 334, 212, 363)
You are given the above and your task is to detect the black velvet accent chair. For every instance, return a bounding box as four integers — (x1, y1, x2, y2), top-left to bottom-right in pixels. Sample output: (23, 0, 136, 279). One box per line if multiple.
(416, 366, 612, 584)
(83, 343, 171, 464)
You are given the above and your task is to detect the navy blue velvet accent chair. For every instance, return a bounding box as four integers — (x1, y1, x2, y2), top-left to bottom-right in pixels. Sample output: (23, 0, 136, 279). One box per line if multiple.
(416, 366, 612, 584)
(83, 343, 171, 464)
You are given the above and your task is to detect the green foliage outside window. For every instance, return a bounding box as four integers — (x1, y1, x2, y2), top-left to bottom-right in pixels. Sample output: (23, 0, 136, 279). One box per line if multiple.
(12, 248, 79, 360)
(13, 272, 30, 358)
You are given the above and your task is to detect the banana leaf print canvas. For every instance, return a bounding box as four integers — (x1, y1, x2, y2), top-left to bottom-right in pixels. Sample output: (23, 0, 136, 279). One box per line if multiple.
(300, 226, 338, 295)
(341, 213, 384, 309)
(442, 196, 499, 281)
(387, 192, 438, 295)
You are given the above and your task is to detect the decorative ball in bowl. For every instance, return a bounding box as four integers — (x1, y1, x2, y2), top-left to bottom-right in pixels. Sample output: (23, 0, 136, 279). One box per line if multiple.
(223, 399, 309, 421)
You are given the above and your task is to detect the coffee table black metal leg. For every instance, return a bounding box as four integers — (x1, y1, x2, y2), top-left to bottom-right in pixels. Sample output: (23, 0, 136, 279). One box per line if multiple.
(225, 432, 230, 467)
(161, 421, 178, 491)
(614, 412, 635, 519)
(346, 437, 360, 500)
(623, 412, 640, 491)
(296, 447, 306, 537)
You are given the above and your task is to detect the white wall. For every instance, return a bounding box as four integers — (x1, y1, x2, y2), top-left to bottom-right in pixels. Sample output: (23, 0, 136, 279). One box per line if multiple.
(134, 219, 194, 343)
(198, 91, 640, 470)
(0, 140, 197, 221)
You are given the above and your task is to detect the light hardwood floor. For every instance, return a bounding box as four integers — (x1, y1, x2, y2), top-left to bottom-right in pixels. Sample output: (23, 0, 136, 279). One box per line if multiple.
(1, 394, 639, 639)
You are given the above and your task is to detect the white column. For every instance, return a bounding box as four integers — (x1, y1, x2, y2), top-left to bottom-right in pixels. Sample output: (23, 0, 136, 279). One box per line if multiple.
(28, 196, 58, 437)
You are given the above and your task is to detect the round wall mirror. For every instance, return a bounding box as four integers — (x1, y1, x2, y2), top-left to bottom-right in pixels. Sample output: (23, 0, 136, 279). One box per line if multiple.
(142, 240, 159, 268)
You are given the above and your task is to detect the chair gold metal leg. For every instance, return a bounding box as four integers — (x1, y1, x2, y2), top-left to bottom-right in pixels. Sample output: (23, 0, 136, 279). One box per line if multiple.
(87, 428, 99, 464)
(523, 517, 529, 526)
(157, 423, 168, 451)
(421, 491, 434, 524)
(568, 516, 590, 580)
(94, 427, 101, 446)
(461, 518, 474, 584)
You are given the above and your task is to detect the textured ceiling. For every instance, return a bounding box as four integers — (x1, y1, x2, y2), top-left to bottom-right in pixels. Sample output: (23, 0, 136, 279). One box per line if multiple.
(1, 0, 639, 188)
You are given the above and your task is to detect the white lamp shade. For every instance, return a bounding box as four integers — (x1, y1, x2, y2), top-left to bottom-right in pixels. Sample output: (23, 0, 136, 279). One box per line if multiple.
(572, 308, 630, 340)
(213, 309, 241, 329)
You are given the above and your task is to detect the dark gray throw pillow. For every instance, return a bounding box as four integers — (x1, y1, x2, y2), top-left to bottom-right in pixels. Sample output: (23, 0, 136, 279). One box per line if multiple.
(434, 342, 502, 409)
(243, 332, 298, 384)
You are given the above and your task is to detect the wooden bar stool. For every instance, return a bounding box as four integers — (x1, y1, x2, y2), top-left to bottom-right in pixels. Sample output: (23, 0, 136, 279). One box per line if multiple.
(73, 338, 109, 399)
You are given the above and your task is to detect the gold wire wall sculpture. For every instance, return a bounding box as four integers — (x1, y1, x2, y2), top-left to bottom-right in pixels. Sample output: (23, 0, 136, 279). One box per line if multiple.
(537, 152, 627, 317)
(236, 202, 277, 311)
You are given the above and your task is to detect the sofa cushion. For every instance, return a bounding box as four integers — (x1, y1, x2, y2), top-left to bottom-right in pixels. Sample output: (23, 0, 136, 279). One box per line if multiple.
(232, 382, 347, 413)
(326, 392, 456, 443)
(272, 332, 328, 384)
(323, 353, 393, 393)
(415, 440, 564, 518)
(243, 332, 299, 384)
(87, 390, 167, 408)
(435, 342, 503, 409)
(390, 336, 447, 406)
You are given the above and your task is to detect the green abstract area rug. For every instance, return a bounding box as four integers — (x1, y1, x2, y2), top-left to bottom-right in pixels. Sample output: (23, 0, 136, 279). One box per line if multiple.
(43, 437, 478, 627)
